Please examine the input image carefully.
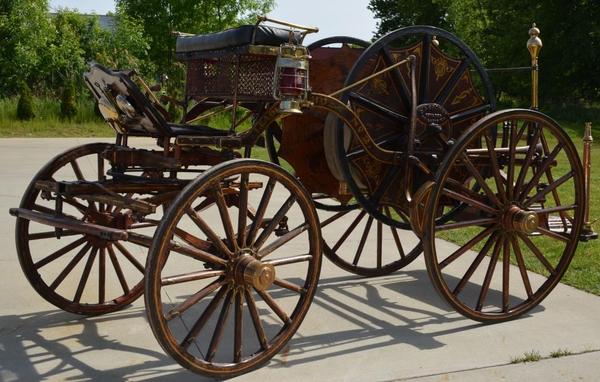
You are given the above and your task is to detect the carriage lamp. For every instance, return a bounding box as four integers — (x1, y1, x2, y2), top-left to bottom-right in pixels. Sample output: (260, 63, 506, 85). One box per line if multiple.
(275, 44, 310, 114)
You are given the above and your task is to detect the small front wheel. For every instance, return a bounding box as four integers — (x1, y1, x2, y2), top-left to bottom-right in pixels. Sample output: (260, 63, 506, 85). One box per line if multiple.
(145, 159, 322, 377)
(423, 109, 584, 322)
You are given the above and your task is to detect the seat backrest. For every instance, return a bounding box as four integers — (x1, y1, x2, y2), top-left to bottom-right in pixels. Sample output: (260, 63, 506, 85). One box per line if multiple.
(83, 64, 172, 137)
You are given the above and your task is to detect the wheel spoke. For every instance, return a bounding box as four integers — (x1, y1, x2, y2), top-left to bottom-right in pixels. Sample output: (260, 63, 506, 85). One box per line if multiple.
(331, 210, 366, 253)
(34, 237, 87, 269)
(98, 247, 106, 304)
(461, 154, 502, 208)
(450, 104, 491, 123)
(248, 178, 277, 245)
(506, 121, 517, 201)
(510, 234, 533, 299)
(320, 210, 351, 228)
(442, 188, 498, 215)
(238, 173, 249, 248)
(484, 134, 507, 203)
(70, 160, 84, 181)
(352, 216, 374, 266)
(181, 285, 228, 349)
(244, 288, 268, 350)
(475, 235, 503, 311)
(436, 218, 497, 231)
(213, 186, 239, 254)
(253, 194, 296, 250)
(255, 288, 290, 324)
(74, 247, 98, 303)
(263, 254, 312, 267)
(206, 289, 234, 362)
(380, 46, 411, 110)
(518, 143, 564, 200)
(166, 280, 226, 321)
(113, 242, 145, 274)
(439, 226, 496, 269)
(274, 278, 305, 294)
(173, 227, 213, 252)
(385, 207, 406, 259)
(515, 125, 541, 195)
(536, 226, 570, 243)
(523, 171, 574, 208)
(49, 243, 91, 291)
(435, 58, 470, 105)
(419, 34, 432, 103)
(453, 232, 498, 295)
(161, 270, 225, 286)
(517, 233, 557, 275)
(372, 165, 401, 205)
(377, 220, 383, 269)
(186, 208, 233, 259)
(502, 236, 511, 312)
(258, 222, 309, 259)
(108, 244, 129, 295)
(234, 291, 243, 363)
(348, 92, 408, 124)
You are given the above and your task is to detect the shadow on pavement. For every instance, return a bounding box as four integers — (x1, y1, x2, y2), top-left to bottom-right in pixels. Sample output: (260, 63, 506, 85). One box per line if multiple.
(0, 268, 544, 381)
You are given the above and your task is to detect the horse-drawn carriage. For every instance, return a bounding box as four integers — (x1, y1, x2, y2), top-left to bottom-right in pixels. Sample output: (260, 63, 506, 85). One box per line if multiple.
(9, 16, 588, 377)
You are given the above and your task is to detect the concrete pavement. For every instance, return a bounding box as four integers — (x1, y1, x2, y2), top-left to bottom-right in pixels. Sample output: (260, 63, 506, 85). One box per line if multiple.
(0, 138, 599, 381)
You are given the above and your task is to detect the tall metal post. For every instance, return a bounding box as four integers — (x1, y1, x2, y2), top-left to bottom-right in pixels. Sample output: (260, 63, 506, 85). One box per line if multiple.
(581, 122, 598, 241)
(527, 23, 542, 110)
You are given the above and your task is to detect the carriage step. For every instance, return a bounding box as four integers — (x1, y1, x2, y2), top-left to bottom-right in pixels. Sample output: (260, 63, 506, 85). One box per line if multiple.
(9, 208, 128, 241)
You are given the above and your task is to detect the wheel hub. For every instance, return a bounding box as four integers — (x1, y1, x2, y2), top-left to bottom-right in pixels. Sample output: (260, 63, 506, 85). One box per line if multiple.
(503, 205, 539, 234)
(234, 254, 275, 291)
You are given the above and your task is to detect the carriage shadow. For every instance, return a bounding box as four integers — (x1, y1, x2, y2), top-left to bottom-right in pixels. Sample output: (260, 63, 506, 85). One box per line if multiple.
(0, 268, 544, 381)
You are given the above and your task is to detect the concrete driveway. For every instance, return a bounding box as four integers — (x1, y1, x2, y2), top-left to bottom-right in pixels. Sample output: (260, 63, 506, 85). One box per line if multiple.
(0, 138, 599, 381)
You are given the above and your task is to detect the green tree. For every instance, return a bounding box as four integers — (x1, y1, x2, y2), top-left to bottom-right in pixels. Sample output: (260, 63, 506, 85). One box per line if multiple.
(60, 81, 77, 119)
(115, 0, 275, 73)
(368, 0, 452, 38)
(94, 12, 155, 76)
(369, 0, 600, 103)
(16, 82, 35, 120)
(0, 0, 54, 94)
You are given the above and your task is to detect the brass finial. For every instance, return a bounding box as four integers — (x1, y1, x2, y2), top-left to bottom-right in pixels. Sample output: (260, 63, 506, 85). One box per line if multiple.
(527, 23, 542, 109)
(527, 23, 543, 61)
(432, 36, 439, 47)
(584, 122, 593, 142)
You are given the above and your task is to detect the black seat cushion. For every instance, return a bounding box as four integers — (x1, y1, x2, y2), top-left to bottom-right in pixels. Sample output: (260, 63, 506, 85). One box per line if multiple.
(176, 25, 302, 53)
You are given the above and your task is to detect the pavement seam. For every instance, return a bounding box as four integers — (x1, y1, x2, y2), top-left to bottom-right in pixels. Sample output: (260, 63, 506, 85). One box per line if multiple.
(384, 348, 600, 382)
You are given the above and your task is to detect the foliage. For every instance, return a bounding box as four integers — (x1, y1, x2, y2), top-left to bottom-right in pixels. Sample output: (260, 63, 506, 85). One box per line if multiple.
(0, 2, 152, 97)
(16, 82, 35, 120)
(115, 0, 275, 86)
(368, 0, 600, 103)
(0, 0, 54, 94)
(60, 81, 77, 120)
(369, 0, 452, 38)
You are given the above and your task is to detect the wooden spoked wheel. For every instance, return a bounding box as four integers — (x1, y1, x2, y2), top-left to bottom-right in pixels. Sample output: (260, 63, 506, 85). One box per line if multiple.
(145, 159, 321, 377)
(423, 109, 584, 322)
(15, 143, 163, 315)
(336, 26, 496, 229)
(321, 207, 422, 277)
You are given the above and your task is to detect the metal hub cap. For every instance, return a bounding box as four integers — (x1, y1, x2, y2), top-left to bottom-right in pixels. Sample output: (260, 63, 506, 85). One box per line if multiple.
(234, 254, 276, 291)
(504, 205, 539, 234)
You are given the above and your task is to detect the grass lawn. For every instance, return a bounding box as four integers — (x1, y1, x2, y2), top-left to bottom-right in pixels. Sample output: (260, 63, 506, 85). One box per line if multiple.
(1, 101, 599, 295)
